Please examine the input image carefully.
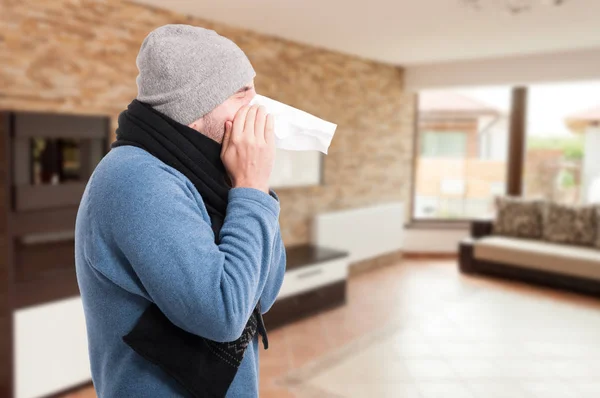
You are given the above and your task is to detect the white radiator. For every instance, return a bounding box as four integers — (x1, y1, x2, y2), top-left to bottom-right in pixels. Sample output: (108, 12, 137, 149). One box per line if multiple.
(312, 202, 404, 264)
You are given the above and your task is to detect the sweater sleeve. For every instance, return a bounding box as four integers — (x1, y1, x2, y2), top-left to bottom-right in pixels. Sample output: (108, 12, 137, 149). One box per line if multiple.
(110, 170, 280, 343)
(259, 227, 286, 314)
(256, 189, 286, 313)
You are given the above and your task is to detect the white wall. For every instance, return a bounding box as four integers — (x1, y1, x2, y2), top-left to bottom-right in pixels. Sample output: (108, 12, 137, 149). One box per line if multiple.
(403, 227, 468, 254)
(405, 47, 600, 91)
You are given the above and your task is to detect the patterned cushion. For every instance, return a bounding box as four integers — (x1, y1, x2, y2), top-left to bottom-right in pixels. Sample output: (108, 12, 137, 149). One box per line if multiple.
(543, 203, 598, 246)
(493, 197, 544, 239)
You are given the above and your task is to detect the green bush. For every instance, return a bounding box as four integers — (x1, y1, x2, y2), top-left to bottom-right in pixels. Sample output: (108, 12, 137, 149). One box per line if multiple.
(527, 136, 584, 160)
(558, 170, 576, 188)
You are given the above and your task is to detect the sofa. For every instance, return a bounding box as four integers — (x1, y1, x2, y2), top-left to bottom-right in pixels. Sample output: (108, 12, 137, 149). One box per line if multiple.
(459, 196, 600, 296)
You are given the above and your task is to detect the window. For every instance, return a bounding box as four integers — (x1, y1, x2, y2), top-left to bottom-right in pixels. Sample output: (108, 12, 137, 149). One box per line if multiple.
(524, 81, 600, 205)
(420, 131, 467, 158)
(413, 88, 511, 220)
(411, 82, 600, 223)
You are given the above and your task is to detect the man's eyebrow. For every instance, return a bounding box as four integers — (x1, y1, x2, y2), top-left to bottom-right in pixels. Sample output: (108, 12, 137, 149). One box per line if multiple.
(236, 85, 253, 93)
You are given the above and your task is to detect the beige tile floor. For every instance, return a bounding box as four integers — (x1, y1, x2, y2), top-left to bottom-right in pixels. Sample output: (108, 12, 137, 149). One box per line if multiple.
(62, 259, 600, 398)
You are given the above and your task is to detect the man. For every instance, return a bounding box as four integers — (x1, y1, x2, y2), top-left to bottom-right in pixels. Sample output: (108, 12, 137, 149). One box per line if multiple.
(75, 24, 286, 397)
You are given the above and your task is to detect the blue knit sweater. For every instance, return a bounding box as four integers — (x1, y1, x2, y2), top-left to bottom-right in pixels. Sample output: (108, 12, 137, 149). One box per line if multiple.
(75, 145, 286, 397)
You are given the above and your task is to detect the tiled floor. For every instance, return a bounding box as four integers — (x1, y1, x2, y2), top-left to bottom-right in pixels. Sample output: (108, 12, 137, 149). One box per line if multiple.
(62, 260, 600, 397)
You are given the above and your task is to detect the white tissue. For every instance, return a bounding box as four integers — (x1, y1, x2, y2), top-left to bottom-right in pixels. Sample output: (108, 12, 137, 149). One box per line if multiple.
(249, 94, 337, 154)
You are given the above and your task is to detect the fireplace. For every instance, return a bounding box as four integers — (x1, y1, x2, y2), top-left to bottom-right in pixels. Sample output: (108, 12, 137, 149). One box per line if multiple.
(8, 111, 110, 307)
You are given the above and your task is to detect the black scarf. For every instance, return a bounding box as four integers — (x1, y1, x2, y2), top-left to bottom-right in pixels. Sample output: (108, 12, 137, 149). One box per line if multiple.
(112, 100, 268, 398)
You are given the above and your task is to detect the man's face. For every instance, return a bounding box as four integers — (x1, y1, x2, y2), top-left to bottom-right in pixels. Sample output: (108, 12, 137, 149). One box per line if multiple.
(198, 80, 256, 144)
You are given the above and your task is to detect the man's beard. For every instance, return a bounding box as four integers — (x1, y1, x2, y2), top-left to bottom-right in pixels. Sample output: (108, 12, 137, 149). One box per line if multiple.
(201, 110, 226, 144)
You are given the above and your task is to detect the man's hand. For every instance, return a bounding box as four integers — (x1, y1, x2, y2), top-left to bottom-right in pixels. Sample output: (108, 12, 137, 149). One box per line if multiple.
(221, 104, 275, 194)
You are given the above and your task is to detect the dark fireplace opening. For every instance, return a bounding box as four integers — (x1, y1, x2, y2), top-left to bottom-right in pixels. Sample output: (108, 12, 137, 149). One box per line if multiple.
(30, 137, 103, 185)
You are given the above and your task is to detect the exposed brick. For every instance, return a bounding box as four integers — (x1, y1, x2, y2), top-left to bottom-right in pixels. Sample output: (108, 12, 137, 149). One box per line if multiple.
(0, 0, 414, 246)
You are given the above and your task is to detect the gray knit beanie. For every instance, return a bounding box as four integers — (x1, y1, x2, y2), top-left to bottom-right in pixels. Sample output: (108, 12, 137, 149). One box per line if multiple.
(135, 24, 256, 125)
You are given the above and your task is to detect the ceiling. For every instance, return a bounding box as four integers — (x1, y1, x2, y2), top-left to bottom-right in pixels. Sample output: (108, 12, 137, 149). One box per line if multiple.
(131, 0, 600, 66)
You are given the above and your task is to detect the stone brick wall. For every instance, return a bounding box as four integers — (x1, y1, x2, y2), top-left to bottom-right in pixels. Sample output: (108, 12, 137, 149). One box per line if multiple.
(0, 0, 414, 246)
